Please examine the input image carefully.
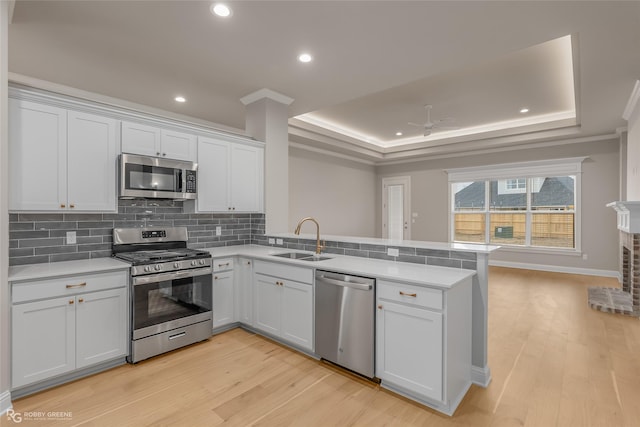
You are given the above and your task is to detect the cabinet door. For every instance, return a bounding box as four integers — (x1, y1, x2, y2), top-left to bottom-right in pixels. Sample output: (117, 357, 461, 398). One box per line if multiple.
(121, 121, 161, 157)
(213, 271, 235, 328)
(230, 144, 264, 212)
(76, 288, 127, 369)
(9, 99, 67, 211)
(161, 129, 197, 162)
(254, 274, 281, 336)
(197, 136, 230, 212)
(281, 280, 313, 351)
(376, 301, 443, 402)
(67, 111, 118, 212)
(12, 297, 75, 388)
(236, 258, 253, 325)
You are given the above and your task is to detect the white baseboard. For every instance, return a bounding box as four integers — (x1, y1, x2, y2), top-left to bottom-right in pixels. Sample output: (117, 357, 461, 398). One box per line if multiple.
(0, 390, 12, 416)
(489, 259, 621, 281)
(471, 365, 492, 388)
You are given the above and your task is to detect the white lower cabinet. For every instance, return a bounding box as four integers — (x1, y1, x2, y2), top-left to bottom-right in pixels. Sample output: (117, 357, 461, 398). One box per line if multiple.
(212, 258, 235, 329)
(376, 278, 472, 415)
(11, 271, 128, 389)
(236, 257, 253, 326)
(253, 261, 313, 351)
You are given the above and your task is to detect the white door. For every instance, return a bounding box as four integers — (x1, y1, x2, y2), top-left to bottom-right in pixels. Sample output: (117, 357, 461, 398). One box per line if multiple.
(254, 274, 281, 336)
(67, 110, 118, 212)
(12, 297, 76, 388)
(281, 280, 313, 351)
(376, 301, 443, 401)
(230, 144, 264, 212)
(382, 176, 411, 240)
(212, 271, 235, 328)
(236, 258, 254, 325)
(160, 129, 197, 161)
(121, 121, 161, 157)
(197, 136, 230, 212)
(76, 288, 127, 369)
(9, 99, 67, 211)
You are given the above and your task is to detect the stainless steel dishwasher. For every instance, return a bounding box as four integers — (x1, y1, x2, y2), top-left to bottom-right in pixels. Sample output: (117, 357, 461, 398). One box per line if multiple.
(315, 270, 375, 379)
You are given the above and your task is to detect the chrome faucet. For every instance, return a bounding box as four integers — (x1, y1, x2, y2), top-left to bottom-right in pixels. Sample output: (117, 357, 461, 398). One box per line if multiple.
(294, 217, 325, 254)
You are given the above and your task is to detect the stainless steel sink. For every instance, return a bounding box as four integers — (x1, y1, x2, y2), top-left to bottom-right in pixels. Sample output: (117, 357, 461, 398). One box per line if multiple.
(271, 252, 332, 262)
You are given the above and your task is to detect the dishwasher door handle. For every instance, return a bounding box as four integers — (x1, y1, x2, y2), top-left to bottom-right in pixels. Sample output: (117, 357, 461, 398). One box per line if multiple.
(318, 276, 372, 291)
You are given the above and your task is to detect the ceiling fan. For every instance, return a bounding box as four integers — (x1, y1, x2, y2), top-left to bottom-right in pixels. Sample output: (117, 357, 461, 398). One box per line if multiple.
(408, 104, 459, 136)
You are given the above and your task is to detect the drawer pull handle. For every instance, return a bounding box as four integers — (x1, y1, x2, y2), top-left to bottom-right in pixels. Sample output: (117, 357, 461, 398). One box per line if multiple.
(78, 298, 84, 303)
(399, 291, 417, 297)
(60, 204, 66, 209)
(214, 276, 218, 280)
(169, 332, 186, 340)
(218, 263, 230, 267)
(377, 305, 383, 309)
(68, 299, 74, 305)
(247, 261, 251, 265)
(70, 204, 75, 209)
(66, 282, 87, 289)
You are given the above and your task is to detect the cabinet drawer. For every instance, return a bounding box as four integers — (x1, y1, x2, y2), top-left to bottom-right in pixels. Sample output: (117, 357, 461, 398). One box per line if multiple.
(213, 258, 234, 272)
(12, 270, 128, 304)
(254, 260, 312, 284)
(377, 280, 442, 311)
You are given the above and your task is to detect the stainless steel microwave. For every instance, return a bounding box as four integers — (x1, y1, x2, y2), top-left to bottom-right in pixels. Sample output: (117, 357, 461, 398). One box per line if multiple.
(119, 153, 197, 200)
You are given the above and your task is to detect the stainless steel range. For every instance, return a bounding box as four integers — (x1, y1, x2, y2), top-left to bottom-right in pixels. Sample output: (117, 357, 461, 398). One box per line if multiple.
(112, 227, 213, 363)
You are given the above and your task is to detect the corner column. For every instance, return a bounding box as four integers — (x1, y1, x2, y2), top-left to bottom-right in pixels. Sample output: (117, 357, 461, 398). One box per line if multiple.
(241, 89, 294, 234)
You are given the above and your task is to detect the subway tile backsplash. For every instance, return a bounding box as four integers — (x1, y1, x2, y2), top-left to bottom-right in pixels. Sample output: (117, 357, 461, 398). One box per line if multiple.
(255, 235, 478, 270)
(9, 200, 265, 266)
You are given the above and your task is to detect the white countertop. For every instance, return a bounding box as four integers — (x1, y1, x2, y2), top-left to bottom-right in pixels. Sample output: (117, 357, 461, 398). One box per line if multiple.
(8, 245, 476, 289)
(8, 257, 131, 282)
(207, 245, 475, 289)
(268, 233, 500, 254)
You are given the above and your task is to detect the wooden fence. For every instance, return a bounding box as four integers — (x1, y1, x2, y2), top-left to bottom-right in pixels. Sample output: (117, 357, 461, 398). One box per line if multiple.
(454, 212, 574, 247)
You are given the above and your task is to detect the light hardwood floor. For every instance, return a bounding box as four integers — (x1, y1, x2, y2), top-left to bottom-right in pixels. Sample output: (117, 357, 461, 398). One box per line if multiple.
(4, 267, 639, 426)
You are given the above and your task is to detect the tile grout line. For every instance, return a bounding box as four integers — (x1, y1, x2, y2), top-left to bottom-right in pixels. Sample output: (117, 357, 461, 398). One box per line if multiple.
(492, 341, 526, 414)
(248, 372, 334, 426)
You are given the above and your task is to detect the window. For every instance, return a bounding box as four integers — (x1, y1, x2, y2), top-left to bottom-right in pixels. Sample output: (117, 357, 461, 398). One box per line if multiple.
(447, 158, 583, 251)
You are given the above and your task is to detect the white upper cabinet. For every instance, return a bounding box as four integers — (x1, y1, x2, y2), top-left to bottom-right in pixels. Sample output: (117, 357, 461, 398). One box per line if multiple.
(121, 121, 196, 162)
(197, 136, 264, 213)
(67, 111, 118, 211)
(9, 99, 67, 211)
(9, 99, 117, 212)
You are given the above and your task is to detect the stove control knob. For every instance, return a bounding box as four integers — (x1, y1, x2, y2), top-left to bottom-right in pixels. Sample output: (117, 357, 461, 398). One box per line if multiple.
(199, 259, 206, 265)
(174, 262, 180, 269)
(144, 266, 152, 272)
(191, 260, 197, 267)
(155, 264, 162, 271)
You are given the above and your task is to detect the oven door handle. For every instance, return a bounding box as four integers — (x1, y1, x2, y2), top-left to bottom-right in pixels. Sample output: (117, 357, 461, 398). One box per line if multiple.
(132, 266, 213, 286)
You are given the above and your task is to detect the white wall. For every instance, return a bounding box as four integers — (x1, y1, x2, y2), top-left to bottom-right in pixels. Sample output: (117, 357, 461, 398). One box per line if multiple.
(626, 96, 640, 200)
(289, 147, 376, 237)
(377, 138, 620, 273)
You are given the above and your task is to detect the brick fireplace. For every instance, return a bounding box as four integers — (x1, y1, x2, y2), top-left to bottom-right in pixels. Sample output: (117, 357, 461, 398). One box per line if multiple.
(588, 202, 640, 316)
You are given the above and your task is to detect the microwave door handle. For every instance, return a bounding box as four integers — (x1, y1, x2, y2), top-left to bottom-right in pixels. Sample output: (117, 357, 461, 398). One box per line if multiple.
(176, 169, 183, 192)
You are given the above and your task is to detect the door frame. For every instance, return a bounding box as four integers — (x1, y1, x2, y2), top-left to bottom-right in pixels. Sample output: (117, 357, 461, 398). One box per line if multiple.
(382, 176, 411, 240)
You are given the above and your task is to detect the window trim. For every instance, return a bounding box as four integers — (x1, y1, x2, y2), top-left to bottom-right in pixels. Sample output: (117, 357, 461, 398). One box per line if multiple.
(447, 157, 585, 252)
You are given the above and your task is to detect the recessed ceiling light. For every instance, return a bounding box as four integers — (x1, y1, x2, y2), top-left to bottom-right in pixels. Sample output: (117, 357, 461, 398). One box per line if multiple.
(298, 53, 313, 63)
(395, 132, 403, 136)
(520, 108, 530, 113)
(211, 3, 231, 17)
(175, 96, 186, 103)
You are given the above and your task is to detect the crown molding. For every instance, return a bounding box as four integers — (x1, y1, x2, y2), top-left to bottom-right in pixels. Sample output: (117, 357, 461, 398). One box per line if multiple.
(623, 80, 640, 121)
(289, 142, 376, 166)
(240, 88, 294, 106)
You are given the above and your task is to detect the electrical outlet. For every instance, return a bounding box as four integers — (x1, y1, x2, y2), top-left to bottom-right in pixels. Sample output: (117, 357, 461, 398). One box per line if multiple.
(215, 226, 222, 236)
(276, 238, 284, 245)
(268, 238, 275, 245)
(387, 248, 399, 257)
(66, 231, 76, 245)
(582, 253, 588, 260)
